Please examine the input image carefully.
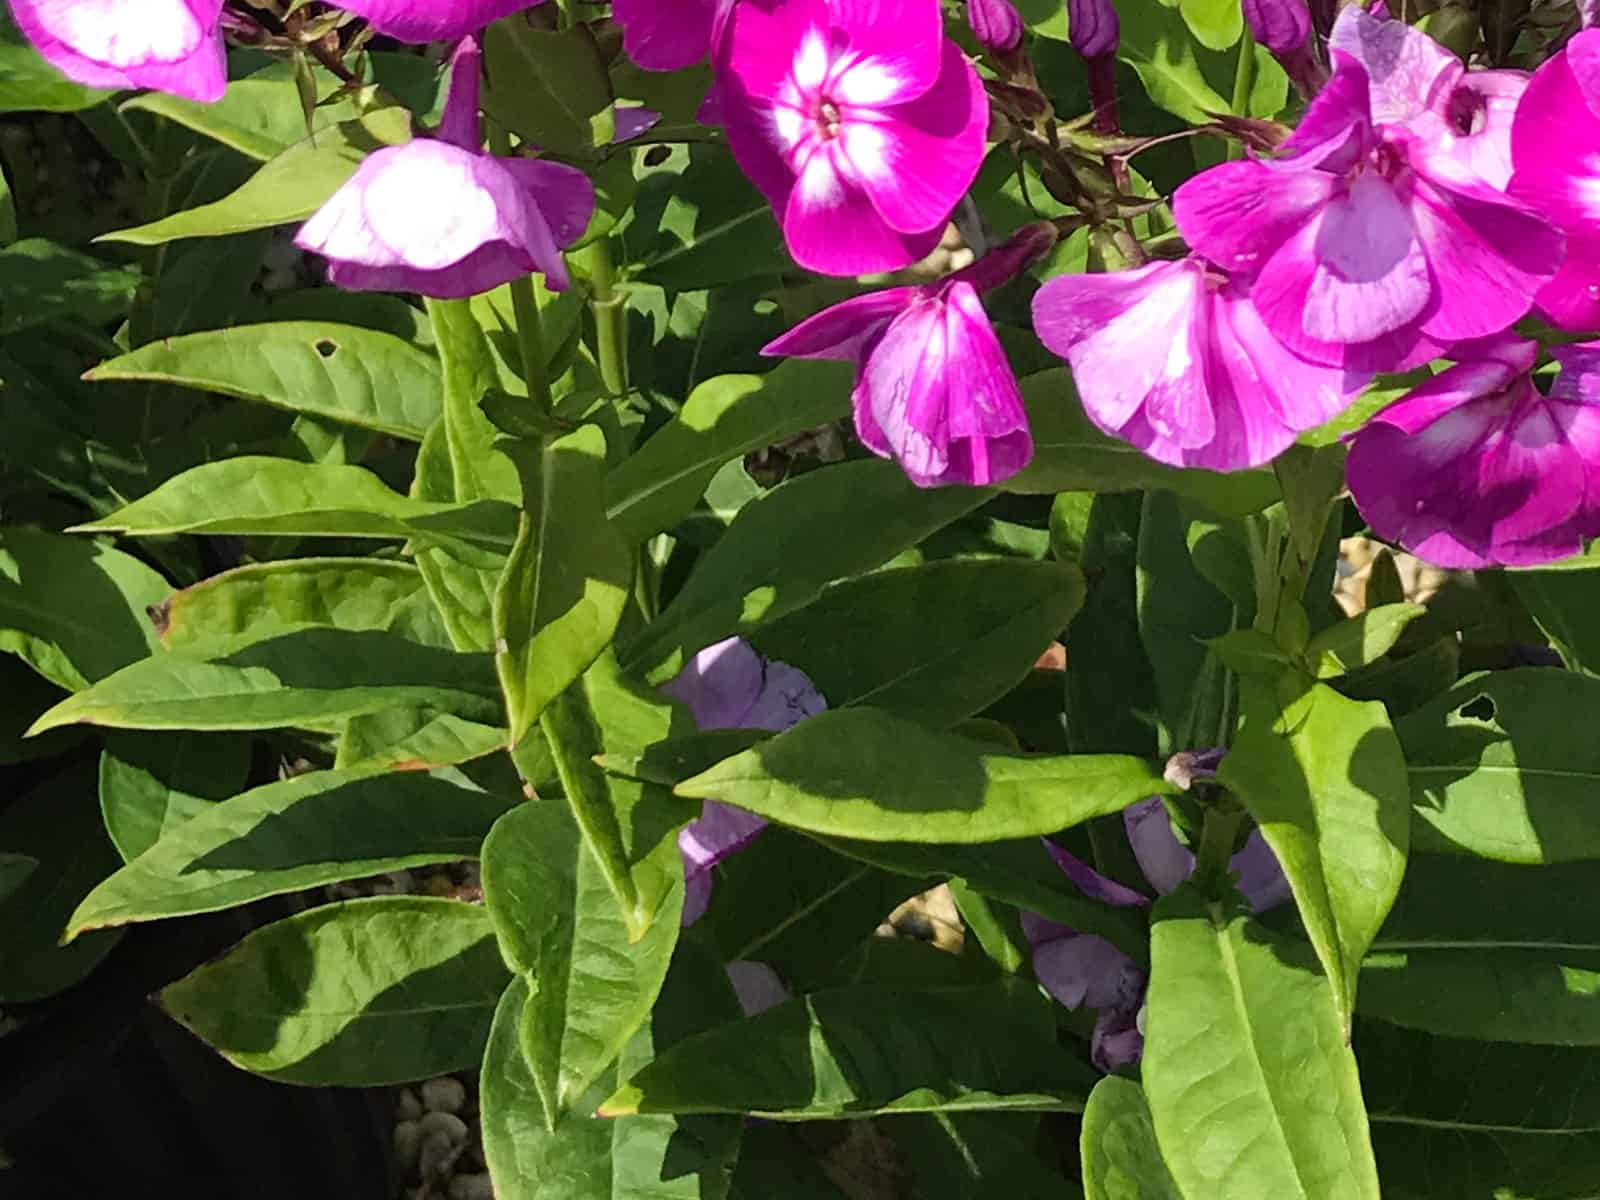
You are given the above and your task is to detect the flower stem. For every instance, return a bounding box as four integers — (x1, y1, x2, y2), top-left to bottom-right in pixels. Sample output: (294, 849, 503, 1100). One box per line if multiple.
(1229, 30, 1258, 158)
(582, 238, 629, 398)
(1193, 802, 1244, 896)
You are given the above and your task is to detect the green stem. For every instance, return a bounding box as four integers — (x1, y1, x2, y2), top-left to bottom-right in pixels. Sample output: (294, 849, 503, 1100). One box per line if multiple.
(1228, 30, 1258, 159)
(582, 238, 629, 397)
(1193, 803, 1244, 895)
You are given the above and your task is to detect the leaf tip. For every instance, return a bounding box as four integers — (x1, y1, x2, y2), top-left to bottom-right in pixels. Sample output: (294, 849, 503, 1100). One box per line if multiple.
(596, 1086, 641, 1118)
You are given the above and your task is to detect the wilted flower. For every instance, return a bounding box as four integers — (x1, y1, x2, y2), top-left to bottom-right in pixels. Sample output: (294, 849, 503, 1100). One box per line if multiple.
(661, 637, 827, 925)
(1026, 797, 1288, 1071)
(763, 226, 1049, 488)
(10, 0, 226, 102)
(614, 0, 735, 70)
(1509, 29, 1600, 330)
(967, 0, 1023, 53)
(1173, 49, 1560, 374)
(1346, 335, 1600, 569)
(333, 0, 542, 43)
(1032, 256, 1366, 471)
(295, 34, 593, 299)
(716, 0, 988, 276)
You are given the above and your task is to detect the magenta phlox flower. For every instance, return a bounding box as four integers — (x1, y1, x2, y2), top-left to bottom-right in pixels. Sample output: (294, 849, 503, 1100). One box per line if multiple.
(1173, 48, 1561, 375)
(1032, 256, 1367, 471)
(716, 0, 988, 276)
(615, 0, 736, 70)
(763, 225, 1048, 487)
(1024, 796, 1288, 1071)
(1509, 30, 1600, 330)
(660, 637, 827, 926)
(10, 0, 226, 101)
(967, 0, 1023, 53)
(333, 0, 541, 43)
(294, 34, 593, 299)
(1347, 335, 1600, 569)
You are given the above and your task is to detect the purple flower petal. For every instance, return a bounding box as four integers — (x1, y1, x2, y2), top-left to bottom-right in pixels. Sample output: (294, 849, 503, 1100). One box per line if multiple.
(335, 0, 543, 44)
(615, 0, 730, 70)
(10, 0, 227, 101)
(726, 961, 792, 1016)
(660, 637, 769, 729)
(1033, 934, 1139, 1011)
(761, 287, 920, 360)
(1232, 831, 1292, 913)
(1042, 839, 1150, 908)
(1090, 1003, 1145, 1073)
(679, 801, 769, 875)
(1122, 799, 1195, 897)
(1327, 4, 1458, 126)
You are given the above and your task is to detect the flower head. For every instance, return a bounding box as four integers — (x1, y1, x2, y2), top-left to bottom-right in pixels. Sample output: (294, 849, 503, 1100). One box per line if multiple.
(10, 0, 226, 101)
(615, 0, 736, 70)
(764, 226, 1046, 487)
(716, 0, 988, 276)
(1346, 335, 1600, 569)
(295, 35, 593, 299)
(1174, 47, 1560, 374)
(661, 637, 827, 925)
(333, 0, 543, 43)
(1509, 29, 1600, 330)
(1032, 256, 1366, 471)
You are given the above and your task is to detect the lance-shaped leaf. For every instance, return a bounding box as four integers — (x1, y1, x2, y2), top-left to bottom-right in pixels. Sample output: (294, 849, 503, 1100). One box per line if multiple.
(0, 238, 140, 334)
(74, 457, 518, 556)
(1219, 676, 1410, 1028)
(1141, 890, 1380, 1200)
(0, 528, 167, 691)
(154, 558, 430, 651)
(1374, 852, 1600, 955)
(1398, 669, 1600, 863)
(481, 799, 683, 1128)
(161, 896, 508, 1085)
(86, 322, 442, 439)
(494, 424, 631, 747)
(425, 297, 518, 503)
(620, 459, 991, 683)
(748, 558, 1085, 728)
(605, 359, 853, 544)
(602, 978, 1099, 1119)
(0, 853, 37, 902)
(1304, 604, 1427, 679)
(1358, 949, 1600, 1045)
(30, 628, 502, 735)
(1081, 1077, 1182, 1200)
(675, 708, 1172, 843)
(99, 730, 252, 861)
(412, 420, 503, 653)
(69, 767, 514, 936)
(336, 710, 508, 772)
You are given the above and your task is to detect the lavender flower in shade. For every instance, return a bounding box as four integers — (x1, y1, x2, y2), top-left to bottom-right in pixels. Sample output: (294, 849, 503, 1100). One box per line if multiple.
(333, 0, 542, 43)
(763, 225, 1048, 488)
(1329, 5, 1527, 190)
(726, 961, 791, 1015)
(1172, 49, 1560, 375)
(9, 0, 226, 102)
(615, 0, 736, 70)
(1346, 336, 1600, 570)
(1025, 797, 1288, 1072)
(1509, 30, 1600, 331)
(661, 637, 827, 926)
(294, 34, 593, 300)
(1032, 256, 1366, 471)
(716, 0, 988, 276)
(967, 0, 1023, 53)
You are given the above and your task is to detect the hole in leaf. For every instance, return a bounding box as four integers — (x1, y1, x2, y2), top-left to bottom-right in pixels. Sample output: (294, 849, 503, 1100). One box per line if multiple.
(1457, 695, 1496, 722)
(314, 338, 338, 358)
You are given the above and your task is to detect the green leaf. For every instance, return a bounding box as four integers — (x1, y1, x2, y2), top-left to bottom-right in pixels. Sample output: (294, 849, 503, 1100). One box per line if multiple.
(1005, 371, 1278, 517)
(748, 559, 1085, 728)
(1358, 949, 1600, 1045)
(1117, 0, 1285, 122)
(629, 146, 791, 291)
(1219, 677, 1410, 1028)
(1397, 668, 1600, 863)
(86, 322, 442, 439)
(1509, 564, 1600, 674)
(99, 108, 412, 245)
(338, 710, 509, 772)
(482, 23, 613, 156)
(0, 238, 140, 334)
(676, 708, 1172, 842)
(411, 419, 504, 653)
(1304, 603, 1427, 679)
(603, 979, 1099, 1119)
(605, 360, 854, 544)
(1374, 853, 1600, 955)
(425, 297, 519, 503)
(1141, 891, 1381, 1200)
(75, 457, 518, 556)
(0, 853, 36, 902)
(0, 762, 123, 1002)
(621, 460, 991, 682)
(99, 730, 252, 861)
(494, 424, 631, 747)
(69, 766, 513, 935)
(1081, 1077, 1182, 1200)
(154, 558, 430, 651)
(481, 798, 683, 1126)
(1370, 1121, 1600, 1200)
(30, 628, 501, 735)
(0, 528, 167, 690)
(161, 896, 509, 1084)
(889, 1113, 1078, 1199)
(0, 42, 109, 111)
(1178, 0, 1243, 50)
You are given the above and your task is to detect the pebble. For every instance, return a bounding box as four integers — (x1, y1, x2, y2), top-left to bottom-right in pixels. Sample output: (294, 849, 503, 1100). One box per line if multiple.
(449, 1174, 495, 1200)
(417, 1111, 469, 1144)
(397, 1088, 423, 1121)
(418, 1130, 464, 1182)
(392, 1120, 421, 1171)
(421, 1076, 467, 1115)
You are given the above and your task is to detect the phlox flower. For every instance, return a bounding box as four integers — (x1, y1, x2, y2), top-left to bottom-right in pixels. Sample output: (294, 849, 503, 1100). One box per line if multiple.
(10, 0, 226, 102)
(1031, 256, 1366, 471)
(1026, 796, 1288, 1072)
(1346, 335, 1600, 569)
(1509, 29, 1600, 330)
(762, 226, 1048, 488)
(660, 637, 827, 926)
(294, 34, 593, 299)
(716, 0, 988, 276)
(334, 0, 542, 44)
(1173, 47, 1560, 374)
(614, 0, 735, 70)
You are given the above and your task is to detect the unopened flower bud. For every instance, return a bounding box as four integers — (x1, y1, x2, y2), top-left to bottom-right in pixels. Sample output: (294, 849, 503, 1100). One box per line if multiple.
(1067, 0, 1119, 57)
(968, 0, 1024, 51)
(1242, 0, 1309, 54)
